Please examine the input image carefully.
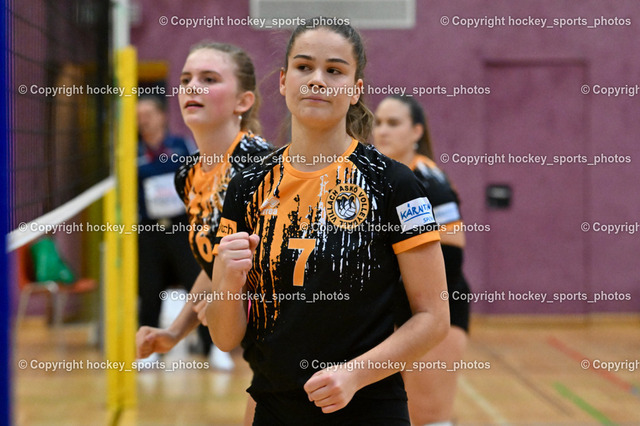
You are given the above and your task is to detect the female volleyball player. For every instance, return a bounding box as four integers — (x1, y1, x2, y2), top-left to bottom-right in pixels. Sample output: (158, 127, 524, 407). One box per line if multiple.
(135, 42, 272, 376)
(206, 21, 449, 424)
(373, 95, 472, 425)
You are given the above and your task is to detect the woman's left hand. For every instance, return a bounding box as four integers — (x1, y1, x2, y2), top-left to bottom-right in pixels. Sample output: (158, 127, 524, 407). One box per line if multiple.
(303, 367, 360, 413)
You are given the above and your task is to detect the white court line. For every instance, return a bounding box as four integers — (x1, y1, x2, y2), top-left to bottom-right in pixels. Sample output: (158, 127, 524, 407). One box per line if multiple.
(458, 376, 510, 424)
(6, 176, 115, 251)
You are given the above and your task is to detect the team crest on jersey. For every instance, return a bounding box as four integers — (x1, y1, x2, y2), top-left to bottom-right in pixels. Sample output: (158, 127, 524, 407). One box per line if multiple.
(326, 183, 370, 230)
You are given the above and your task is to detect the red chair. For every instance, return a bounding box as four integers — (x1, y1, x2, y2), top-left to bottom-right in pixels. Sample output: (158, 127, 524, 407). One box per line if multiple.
(15, 244, 97, 327)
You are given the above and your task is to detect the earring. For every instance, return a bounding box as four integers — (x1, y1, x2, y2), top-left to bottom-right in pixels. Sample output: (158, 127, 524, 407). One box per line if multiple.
(238, 115, 243, 121)
(414, 143, 419, 151)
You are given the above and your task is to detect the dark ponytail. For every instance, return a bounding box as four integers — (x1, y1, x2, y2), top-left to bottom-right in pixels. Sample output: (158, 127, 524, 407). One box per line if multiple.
(345, 97, 375, 143)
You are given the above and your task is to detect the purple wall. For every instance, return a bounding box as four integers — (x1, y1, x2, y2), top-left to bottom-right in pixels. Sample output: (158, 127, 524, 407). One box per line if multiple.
(132, 0, 640, 314)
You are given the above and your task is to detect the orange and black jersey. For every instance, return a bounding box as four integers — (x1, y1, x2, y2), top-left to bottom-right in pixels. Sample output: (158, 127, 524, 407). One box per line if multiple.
(396, 154, 471, 333)
(214, 139, 440, 399)
(410, 154, 462, 227)
(174, 131, 273, 278)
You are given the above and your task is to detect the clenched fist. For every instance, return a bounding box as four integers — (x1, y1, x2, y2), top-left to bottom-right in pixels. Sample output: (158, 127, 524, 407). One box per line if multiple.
(216, 232, 260, 292)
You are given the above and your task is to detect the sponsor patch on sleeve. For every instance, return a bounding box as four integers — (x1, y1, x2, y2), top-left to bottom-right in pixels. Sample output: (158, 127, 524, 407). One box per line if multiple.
(433, 201, 461, 225)
(396, 197, 435, 233)
(216, 217, 237, 238)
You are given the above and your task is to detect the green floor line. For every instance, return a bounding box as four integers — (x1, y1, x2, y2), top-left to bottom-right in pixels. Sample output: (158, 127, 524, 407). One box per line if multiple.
(554, 382, 616, 426)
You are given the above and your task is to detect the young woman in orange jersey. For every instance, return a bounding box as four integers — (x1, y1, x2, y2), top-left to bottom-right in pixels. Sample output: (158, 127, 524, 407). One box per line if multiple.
(374, 95, 471, 426)
(135, 42, 272, 379)
(206, 21, 449, 424)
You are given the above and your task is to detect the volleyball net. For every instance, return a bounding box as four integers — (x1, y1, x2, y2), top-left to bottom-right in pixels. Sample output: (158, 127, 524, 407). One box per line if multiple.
(7, 0, 112, 250)
(5, 0, 139, 422)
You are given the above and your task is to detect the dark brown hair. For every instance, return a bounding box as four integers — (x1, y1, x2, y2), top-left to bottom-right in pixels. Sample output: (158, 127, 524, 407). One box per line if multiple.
(283, 20, 374, 142)
(189, 41, 262, 134)
(387, 95, 434, 160)
(138, 94, 166, 113)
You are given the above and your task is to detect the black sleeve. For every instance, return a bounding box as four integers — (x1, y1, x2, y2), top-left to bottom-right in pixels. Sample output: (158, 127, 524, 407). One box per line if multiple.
(421, 178, 461, 225)
(441, 244, 463, 289)
(229, 137, 274, 172)
(414, 168, 462, 225)
(385, 162, 441, 254)
(174, 153, 199, 205)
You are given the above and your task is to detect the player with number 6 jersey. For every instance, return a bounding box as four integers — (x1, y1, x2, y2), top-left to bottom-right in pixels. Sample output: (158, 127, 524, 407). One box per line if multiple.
(135, 42, 273, 384)
(175, 130, 272, 278)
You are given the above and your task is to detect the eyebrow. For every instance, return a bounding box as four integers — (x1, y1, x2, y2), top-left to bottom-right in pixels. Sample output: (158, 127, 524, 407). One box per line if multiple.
(180, 70, 221, 77)
(292, 54, 350, 65)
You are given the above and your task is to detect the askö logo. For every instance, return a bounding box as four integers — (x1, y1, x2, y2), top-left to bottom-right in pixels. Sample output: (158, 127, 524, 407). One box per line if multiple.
(326, 184, 370, 230)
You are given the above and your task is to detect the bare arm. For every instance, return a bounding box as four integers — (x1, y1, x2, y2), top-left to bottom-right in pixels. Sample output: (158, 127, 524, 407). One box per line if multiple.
(439, 222, 465, 248)
(170, 270, 212, 337)
(304, 240, 449, 413)
(136, 270, 211, 358)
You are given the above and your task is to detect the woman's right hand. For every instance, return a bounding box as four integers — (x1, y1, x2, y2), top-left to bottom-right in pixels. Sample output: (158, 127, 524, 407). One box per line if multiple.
(135, 326, 180, 359)
(216, 232, 260, 293)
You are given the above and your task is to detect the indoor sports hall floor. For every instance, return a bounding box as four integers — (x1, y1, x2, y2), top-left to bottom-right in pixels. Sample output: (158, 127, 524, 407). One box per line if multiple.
(14, 314, 640, 425)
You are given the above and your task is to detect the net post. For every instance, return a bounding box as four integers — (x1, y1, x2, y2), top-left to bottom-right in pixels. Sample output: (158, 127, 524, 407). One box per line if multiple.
(1, 0, 12, 422)
(105, 0, 138, 411)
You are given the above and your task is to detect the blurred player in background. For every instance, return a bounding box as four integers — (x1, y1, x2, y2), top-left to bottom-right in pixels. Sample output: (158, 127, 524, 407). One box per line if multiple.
(135, 42, 272, 377)
(374, 94, 472, 426)
(136, 96, 203, 362)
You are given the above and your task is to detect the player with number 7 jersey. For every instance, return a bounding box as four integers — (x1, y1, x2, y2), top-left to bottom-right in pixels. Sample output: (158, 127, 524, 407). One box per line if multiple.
(207, 21, 448, 424)
(212, 139, 441, 417)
